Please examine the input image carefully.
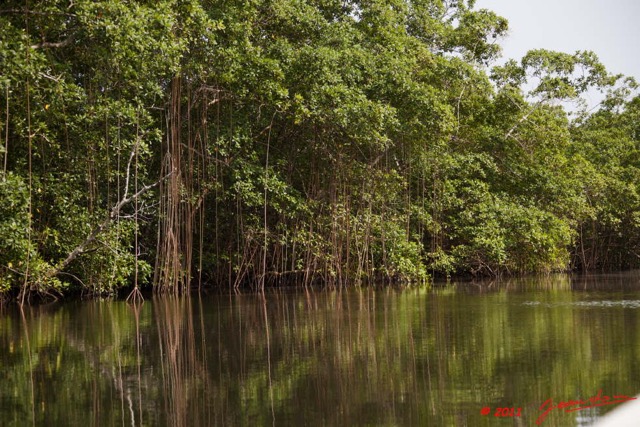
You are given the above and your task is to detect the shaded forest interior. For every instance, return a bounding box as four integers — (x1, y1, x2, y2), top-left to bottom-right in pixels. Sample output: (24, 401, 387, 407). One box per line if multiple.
(1, 0, 640, 300)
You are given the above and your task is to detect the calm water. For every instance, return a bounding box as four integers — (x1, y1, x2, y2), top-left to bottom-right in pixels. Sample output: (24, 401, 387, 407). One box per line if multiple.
(2, 272, 640, 426)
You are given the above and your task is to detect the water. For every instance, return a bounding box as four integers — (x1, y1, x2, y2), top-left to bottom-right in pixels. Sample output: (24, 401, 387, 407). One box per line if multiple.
(2, 272, 640, 426)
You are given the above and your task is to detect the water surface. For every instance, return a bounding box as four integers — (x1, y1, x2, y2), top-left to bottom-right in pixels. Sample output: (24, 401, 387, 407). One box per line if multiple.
(2, 272, 640, 426)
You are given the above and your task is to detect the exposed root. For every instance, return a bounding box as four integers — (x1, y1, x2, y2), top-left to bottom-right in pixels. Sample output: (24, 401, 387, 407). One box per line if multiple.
(126, 286, 144, 304)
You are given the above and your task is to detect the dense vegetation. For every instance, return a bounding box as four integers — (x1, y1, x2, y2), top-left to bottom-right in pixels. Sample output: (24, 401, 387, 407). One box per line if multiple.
(1, 0, 639, 300)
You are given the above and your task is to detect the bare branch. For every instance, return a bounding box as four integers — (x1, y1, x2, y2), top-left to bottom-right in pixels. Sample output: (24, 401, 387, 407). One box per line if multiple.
(31, 34, 74, 50)
(48, 172, 172, 278)
(504, 102, 541, 140)
(39, 72, 62, 82)
(122, 141, 138, 201)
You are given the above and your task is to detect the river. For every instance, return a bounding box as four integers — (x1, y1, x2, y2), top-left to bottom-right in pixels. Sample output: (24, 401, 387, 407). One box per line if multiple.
(2, 272, 640, 426)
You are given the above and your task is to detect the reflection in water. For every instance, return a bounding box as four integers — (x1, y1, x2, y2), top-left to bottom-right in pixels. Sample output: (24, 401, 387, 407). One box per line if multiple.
(1, 273, 640, 426)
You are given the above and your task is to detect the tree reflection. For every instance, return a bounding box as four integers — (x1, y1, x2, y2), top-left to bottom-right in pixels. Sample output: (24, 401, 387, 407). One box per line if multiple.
(1, 276, 640, 426)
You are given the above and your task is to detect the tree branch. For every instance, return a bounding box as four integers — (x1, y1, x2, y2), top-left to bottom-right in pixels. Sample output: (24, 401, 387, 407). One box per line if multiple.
(31, 34, 74, 50)
(48, 172, 172, 278)
(504, 102, 541, 140)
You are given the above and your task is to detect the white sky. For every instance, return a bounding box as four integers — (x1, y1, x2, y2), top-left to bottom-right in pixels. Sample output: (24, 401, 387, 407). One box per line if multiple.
(474, 0, 640, 83)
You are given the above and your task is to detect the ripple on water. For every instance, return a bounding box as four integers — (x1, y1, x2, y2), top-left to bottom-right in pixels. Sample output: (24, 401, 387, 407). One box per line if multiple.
(522, 300, 640, 308)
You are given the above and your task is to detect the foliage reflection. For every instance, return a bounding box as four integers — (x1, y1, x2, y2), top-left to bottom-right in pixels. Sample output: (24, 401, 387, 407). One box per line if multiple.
(2, 274, 640, 426)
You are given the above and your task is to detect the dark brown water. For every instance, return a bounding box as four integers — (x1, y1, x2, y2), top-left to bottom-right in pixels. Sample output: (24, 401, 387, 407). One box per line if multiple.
(2, 272, 640, 426)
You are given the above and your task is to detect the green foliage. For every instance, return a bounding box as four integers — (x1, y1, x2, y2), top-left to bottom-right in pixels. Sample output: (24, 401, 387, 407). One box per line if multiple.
(1, 0, 639, 299)
(0, 173, 31, 292)
(569, 94, 640, 269)
(0, 173, 67, 295)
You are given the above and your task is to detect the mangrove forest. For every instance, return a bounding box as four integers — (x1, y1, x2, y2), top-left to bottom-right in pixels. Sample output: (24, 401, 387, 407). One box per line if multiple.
(2, 0, 640, 301)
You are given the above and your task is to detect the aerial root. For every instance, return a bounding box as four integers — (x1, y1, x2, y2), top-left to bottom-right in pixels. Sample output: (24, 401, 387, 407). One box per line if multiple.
(126, 287, 144, 304)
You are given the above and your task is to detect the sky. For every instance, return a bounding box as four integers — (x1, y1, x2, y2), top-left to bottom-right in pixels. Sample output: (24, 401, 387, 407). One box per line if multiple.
(474, 0, 640, 105)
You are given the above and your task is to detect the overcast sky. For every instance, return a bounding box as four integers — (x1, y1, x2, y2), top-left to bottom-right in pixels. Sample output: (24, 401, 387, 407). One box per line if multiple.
(475, 0, 640, 82)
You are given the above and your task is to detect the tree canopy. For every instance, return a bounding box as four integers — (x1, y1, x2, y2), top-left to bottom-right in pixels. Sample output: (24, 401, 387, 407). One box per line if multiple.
(1, 0, 638, 300)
